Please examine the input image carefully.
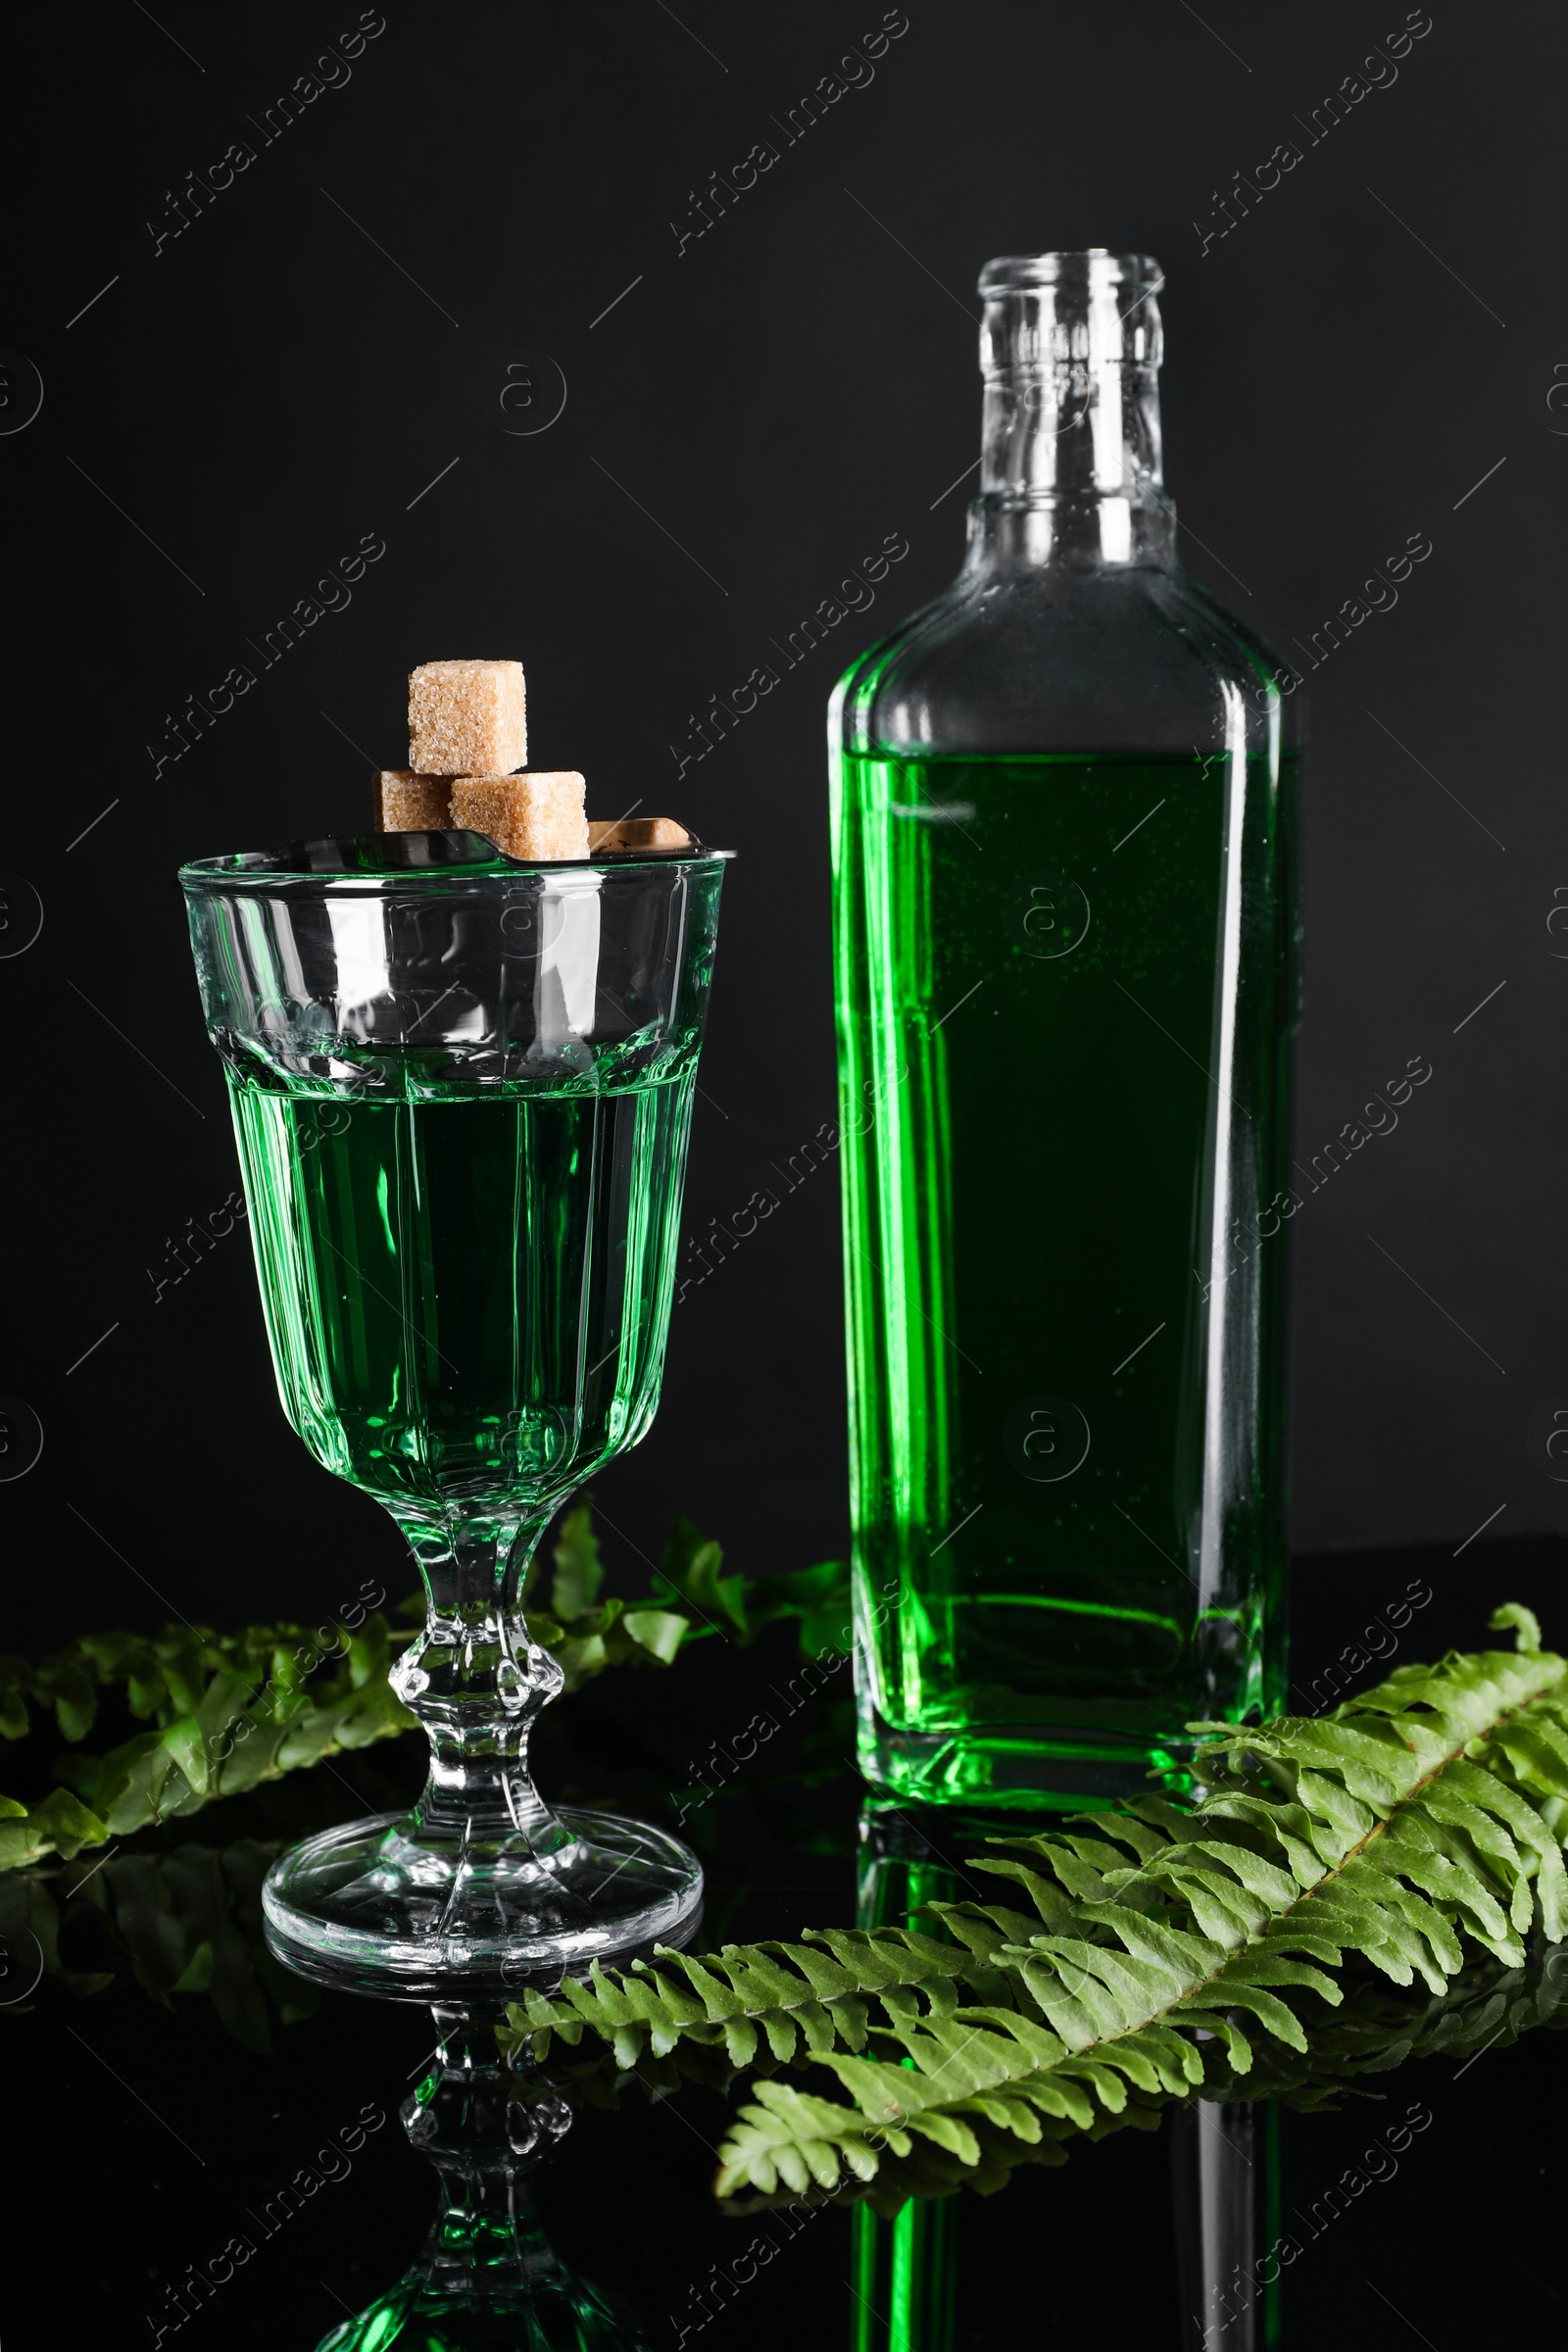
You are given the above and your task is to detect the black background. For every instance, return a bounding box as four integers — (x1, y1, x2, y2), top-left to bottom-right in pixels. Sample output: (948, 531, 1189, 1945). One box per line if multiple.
(5, 0, 1568, 1637)
(5, 10, 1568, 2339)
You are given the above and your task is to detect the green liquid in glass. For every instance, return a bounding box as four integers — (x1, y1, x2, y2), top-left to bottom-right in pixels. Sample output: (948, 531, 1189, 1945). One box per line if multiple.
(227, 1060, 694, 1514)
(832, 750, 1298, 1804)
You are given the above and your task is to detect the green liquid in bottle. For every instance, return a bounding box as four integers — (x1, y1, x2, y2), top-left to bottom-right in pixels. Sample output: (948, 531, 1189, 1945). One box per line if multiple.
(226, 1061, 694, 1514)
(832, 749, 1298, 1804)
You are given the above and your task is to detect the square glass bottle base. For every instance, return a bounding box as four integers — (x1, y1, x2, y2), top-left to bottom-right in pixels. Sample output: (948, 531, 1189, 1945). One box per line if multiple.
(860, 1716, 1211, 1810)
(262, 1805, 703, 2000)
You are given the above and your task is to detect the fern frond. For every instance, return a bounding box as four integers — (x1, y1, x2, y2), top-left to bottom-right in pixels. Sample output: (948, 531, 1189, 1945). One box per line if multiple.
(1, 1504, 848, 1873)
(512, 1610, 1568, 2212)
(514, 1927, 1001, 2071)
(0, 1617, 418, 1873)
(715, 1939, 1568, 2214)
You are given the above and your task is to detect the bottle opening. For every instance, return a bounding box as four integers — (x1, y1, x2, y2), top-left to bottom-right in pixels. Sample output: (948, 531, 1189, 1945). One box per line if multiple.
(978, 250, 1163, 299)
(978, 249, 1164, 384)
(971, 249, 1170, 542)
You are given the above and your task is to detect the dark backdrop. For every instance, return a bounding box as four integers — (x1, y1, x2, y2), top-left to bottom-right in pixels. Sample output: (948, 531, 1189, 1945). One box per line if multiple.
(5, 0, 1566, 1653)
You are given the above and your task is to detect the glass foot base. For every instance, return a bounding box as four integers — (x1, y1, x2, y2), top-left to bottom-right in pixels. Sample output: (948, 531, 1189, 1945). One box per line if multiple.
(262, 1806, 703, 1999)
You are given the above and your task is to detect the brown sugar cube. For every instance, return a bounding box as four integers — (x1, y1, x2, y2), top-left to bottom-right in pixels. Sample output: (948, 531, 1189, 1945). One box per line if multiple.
(408, 660, 526, 776)
(375, 769, 454, 831)
(588, 816, 692, 852)
(451, 770, 589, 861)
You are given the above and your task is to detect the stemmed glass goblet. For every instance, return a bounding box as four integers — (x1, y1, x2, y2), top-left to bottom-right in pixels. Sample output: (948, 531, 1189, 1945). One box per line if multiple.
(180, 830, 726, 1997)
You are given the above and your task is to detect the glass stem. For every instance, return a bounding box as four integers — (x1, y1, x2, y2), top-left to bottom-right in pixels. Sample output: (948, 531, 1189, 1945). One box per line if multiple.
(388, 1506, 569, 1859)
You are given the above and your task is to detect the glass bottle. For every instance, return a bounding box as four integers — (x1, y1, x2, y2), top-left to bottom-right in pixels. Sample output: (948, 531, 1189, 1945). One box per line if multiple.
(830, 249, 1299, 1806)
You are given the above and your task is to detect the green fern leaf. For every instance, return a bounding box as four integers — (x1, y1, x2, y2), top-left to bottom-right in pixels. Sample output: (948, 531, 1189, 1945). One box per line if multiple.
(517, 1928, 977, 2070)
(3, 1500, 852, 1871)
(511, 1609, 1568, 2213)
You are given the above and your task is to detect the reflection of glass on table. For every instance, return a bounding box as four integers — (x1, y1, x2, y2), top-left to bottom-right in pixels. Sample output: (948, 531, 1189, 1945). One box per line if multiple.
(316, 2007, 644, 2352)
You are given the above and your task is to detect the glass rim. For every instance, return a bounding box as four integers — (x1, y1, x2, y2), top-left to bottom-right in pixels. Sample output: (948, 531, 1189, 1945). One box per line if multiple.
(178, 845, 734, 896)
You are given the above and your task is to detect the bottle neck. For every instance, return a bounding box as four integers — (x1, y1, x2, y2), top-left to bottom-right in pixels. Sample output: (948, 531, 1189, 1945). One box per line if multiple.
(968, 255, 1175, 571)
